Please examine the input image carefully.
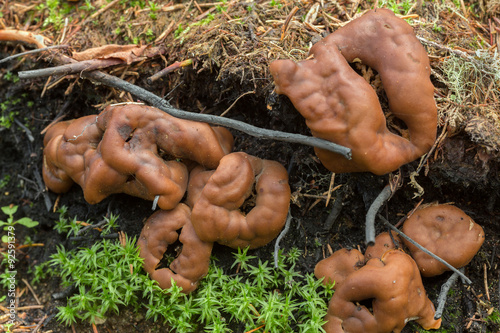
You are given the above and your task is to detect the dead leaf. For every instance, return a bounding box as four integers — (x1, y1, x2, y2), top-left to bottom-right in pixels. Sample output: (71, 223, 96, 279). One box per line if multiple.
(72, 44, 149, 64)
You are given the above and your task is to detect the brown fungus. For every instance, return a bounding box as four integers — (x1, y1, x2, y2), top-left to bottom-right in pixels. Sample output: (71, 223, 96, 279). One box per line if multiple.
(137, 204, 213, 293)
(401, 204, 485, 277)
(270, 9, 437, 175)
(314, 248, 365, 289)
(364, 231, 402, 261)
(322, 249, 441, 333)
(42, 104, 234, 209)
(188, 152, 291, 249)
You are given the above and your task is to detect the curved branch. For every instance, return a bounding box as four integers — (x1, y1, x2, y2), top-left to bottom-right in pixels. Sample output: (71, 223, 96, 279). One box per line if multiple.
(365, 185, 392, 246)
(0, 45, 68, 65)
(7, 26, 352, 158)
(77, 70, 352, 159)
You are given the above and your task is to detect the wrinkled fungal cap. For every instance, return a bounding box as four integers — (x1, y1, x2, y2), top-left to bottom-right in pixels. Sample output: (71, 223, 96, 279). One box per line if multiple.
(364, 231, 402, 260)
(401, 204, 485, 277)
(323, 249, 441, 333)
(43, 119, 77, 193)
(97, 104, 234, 170)
(314, 248, 364, 289)
(137, 204, 213, 293)
(43, 115, 109, 194)
(190, 152, 291, 249)
(270, 9, 437, 175)
(42, 104, 234, 210)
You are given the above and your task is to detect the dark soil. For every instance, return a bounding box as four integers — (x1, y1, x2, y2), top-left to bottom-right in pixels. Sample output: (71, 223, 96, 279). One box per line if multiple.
(1, 1, 500, 332)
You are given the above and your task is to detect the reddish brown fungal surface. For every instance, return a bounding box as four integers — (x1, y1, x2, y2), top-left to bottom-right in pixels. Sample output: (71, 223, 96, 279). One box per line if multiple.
(189, 152, 291, 249)
(42, 104, 234, 209)
(137, 204, 213, 293)
(270, 9, 437, 175)
(43, 117, 94, 193)
(314, 248, 364, 289)
(401, 204, 485, 277)
(364, 231, 402, 261)
(323, 249, 441, 333)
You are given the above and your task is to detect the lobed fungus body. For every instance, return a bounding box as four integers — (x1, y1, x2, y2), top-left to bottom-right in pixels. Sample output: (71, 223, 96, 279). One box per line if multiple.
(43, 117, 89, 193)
(189, 152, 291, 249)
(41, 115, 134, 202)
(314, 248, 364, 289)
(364, 231, 402, 261)
(321, 249, 441, 333)
(42, 104, 234, 209)
(96, 104, 234, 171)
(270, 9, 437, 175)
(137, 204, 213, 293)
(401, 204, 485, 277)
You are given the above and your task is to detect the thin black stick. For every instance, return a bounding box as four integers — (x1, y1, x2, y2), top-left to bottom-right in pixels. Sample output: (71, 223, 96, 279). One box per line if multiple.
(76, 70, 352, 158)
(377, 214, 472, 284)
(0, 45, 69, 64)
(434, 270, 461, 319)
(365, 185, 392, 246)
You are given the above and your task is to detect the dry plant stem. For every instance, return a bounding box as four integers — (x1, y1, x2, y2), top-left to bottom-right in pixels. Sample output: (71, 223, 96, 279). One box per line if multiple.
(0, 45, 68, 64)
(18, 58, 123, 79)
(365, 185, 392, 246)
(434, 270, 461, 320)
(77, 70, 352, 158)
(484, 263, 490, 301)
(84, 0, 120, 24)
(22, 278, 41, 305)
(281, 6, 299, 41)
(274, 210, 292, 268)
(146, 59, 193, 84)
(378, 214, 472, 284)
(219, 90, 255, 117)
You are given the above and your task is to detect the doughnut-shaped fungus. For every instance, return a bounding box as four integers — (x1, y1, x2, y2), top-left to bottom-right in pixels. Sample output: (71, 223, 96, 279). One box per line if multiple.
(270, 9, 437, 175)
(189, 152, 291, 249)
(137, 204, 213, 293)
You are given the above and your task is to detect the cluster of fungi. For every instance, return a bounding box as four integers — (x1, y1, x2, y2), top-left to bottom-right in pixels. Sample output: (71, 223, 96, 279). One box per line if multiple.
(41, 9, 486, 333)
(314, 204, 484, 332)
(43, 103, 292, 293)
